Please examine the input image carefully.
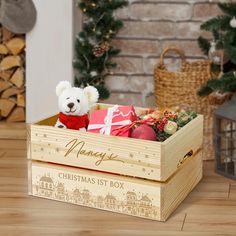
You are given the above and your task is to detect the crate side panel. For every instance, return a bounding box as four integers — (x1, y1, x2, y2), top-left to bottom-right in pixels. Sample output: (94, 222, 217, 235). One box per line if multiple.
(162, 115, 203, 181)
(30, 125, 162, 180)
(30, 161, 161, 221)
(28, 160, 33, 195)
(161, 151, 203, 221)
(27, 124, 32, 160)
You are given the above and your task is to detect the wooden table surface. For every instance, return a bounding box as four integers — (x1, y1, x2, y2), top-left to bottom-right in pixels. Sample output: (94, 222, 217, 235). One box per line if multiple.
(1, 126, 236, 235)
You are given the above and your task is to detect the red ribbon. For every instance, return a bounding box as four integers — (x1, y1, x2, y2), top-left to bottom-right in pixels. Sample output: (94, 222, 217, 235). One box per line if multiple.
(112, 117, 156, 136)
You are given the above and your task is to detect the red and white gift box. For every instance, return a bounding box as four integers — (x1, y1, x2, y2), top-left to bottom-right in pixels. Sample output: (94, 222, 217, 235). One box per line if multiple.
(87, 105, 137, 137)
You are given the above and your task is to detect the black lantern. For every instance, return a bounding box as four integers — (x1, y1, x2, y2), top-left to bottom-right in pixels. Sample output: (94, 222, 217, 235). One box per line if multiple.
(214, 96, 236, 179)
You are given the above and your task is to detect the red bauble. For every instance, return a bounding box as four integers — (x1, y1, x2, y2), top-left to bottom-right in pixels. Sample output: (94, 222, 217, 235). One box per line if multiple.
(131, 124, 156, 141)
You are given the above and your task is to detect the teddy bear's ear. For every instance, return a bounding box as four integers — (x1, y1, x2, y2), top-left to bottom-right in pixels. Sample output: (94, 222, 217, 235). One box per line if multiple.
(56, 81, 72, 96)
(83, 86, 99, 107)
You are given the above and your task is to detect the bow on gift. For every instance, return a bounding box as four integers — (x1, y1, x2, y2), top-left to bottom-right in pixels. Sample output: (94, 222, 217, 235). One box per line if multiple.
(88, 105, 135, 135)
(113, 117, 157, 136)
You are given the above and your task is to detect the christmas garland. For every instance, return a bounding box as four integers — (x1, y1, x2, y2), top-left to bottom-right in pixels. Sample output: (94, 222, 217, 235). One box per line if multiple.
(73, 0, 128, 100)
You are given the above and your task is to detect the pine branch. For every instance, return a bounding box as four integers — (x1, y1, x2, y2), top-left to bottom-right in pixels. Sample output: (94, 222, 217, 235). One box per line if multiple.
(198, 84, 213, 97)
(225, 44, 236, 64)
(198, 36, 210, 56)
(198, 2, 236, 97)
(199, 72, 236, 96)
(212, 29, 220, 41)
(95, 85, 110, 99)
(200, 15, 231, 32)
(74, 0, 128, 99)
(218, 3, 236, 17)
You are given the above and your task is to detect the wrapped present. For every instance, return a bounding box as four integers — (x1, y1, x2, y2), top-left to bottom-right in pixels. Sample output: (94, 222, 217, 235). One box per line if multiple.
(87, 105, 137, 137)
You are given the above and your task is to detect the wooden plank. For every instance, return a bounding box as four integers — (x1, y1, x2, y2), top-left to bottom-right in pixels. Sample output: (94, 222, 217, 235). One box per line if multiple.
(183, 214, 236, 233)
(176, 198, 236, 215)
(3, 149, 27, 157)
(203, 161, 236, 184)
(0, 140, 26, 150)
(229, 184, 236, 200)
(0, 227, 234, 236)
(30, 159, 163, 221)
(0, 137, 236, 234)
(0, 122, 26, 139)
(30, 124, 163, 181)
(0, 151, 5, 157)
(0, 208, 184, 232)
(161, 151, 203, 221)
(30, 113, 203, 182)
(29, 152, 202, 222)
(162, 115, 203, 180)
(188, 181, 230, 199)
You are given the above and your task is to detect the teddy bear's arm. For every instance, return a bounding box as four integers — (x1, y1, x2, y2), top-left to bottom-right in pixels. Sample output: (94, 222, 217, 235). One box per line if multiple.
(55, 119, 67, 129)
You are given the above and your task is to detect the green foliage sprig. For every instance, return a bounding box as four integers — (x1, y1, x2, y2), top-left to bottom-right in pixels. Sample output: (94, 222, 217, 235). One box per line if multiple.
(198, 2, 236, 96)
(74, 0, 128, 99)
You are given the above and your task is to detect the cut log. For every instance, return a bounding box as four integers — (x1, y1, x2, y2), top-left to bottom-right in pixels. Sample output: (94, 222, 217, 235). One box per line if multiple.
(0, 55, 21, 70)
(0, 44, 9, 55)
(10, 68, 24, 88)
(8, 97, 17, 103)
(0, 99, 15, 117)
(7, 107, 25, 122)
(17, 93, 25, 107)
(6, 37, 25, 55)
(2, 27, 14, 42)
(0, 79, 11, 92)
(0, 69, 14, 80)
(1, 86, 24, 98)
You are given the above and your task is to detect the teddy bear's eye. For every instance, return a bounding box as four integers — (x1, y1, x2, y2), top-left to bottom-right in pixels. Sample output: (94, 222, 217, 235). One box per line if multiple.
(66, 97, 70, 100)
(77, 99, 80, 103)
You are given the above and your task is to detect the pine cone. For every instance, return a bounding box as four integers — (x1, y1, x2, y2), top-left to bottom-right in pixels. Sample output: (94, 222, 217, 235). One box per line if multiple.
(92, 41, 110, 57)
(101, 41, 110, 51)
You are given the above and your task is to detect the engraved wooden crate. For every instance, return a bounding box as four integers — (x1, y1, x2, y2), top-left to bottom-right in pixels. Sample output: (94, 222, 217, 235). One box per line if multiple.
(28, 150, 202, 222)
(28, 103, 203, 182)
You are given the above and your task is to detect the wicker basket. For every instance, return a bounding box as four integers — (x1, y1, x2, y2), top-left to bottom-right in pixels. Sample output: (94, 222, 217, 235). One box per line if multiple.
(154, 47, 217, 160)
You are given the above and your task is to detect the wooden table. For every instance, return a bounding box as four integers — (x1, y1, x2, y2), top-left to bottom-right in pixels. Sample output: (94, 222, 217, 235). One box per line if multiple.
(1, 137, 236, 235)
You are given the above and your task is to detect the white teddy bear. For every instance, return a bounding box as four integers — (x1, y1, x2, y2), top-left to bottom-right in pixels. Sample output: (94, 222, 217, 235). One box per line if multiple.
(55, 81, 99, 131)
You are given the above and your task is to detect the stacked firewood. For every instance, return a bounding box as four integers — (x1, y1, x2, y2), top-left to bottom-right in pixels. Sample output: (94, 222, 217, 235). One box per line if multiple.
(0, 27, 25, 122)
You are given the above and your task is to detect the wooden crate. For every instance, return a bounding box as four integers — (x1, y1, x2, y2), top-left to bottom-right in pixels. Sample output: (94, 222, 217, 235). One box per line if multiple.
(28, 150, 202, 222)
(28, 103, 203, 182)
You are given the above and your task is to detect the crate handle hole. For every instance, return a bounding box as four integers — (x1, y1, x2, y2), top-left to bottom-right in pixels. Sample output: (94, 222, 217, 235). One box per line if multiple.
(185, 150, 193, 158)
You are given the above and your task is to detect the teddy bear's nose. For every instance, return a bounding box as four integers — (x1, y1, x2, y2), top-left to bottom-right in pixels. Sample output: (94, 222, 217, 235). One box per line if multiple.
(67, 103, 74, 109)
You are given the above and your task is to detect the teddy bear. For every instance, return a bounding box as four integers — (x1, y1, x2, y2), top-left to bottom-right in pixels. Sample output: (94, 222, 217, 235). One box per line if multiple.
(55, 81, 99, 131)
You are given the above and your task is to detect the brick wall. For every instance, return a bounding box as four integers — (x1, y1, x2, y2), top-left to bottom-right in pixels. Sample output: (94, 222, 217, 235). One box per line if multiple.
(103, 0, 220, 106)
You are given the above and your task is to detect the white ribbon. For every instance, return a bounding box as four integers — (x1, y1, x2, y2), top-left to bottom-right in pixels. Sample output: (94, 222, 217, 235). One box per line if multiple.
(88, 105, 133, 135)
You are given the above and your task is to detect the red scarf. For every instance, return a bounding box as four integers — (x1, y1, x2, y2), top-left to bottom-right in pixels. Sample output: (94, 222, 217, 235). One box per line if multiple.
(59, 112, 89, 130)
